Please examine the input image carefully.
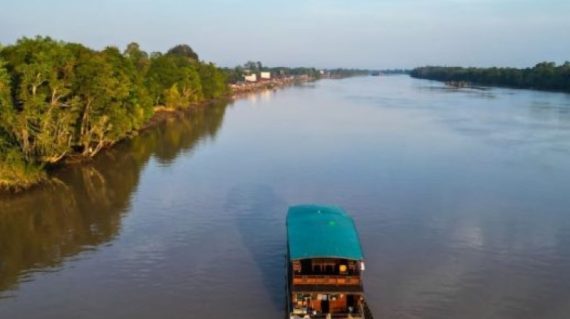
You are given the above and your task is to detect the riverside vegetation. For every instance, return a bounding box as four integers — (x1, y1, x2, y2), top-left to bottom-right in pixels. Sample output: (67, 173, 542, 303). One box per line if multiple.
(0, 36, 229, 191)
(411, 62, 570, 92)
(0, 37, 374, 191)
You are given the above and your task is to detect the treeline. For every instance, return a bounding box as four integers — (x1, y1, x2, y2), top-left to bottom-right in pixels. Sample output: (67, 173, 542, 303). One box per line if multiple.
(410, 62, 570, 92)
(375, 69, 411, 75)
(0, 36, 229, 190)
(325, 68, 370, 78)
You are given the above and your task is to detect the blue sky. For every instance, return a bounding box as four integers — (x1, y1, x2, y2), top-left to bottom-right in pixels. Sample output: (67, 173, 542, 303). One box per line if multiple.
(0, 0, 568, 69)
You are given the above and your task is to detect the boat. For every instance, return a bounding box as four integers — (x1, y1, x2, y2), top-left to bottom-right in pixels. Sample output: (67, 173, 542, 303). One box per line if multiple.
(286, 204, 372, 319)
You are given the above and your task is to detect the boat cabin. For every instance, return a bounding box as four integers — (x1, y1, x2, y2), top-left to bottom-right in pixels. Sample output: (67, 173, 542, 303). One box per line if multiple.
(286, 205, 368, 319)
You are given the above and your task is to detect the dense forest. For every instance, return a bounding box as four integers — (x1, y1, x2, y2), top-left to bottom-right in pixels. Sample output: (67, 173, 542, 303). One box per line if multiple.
(410, 62, 570, 92)
(0, 36, 229, 190)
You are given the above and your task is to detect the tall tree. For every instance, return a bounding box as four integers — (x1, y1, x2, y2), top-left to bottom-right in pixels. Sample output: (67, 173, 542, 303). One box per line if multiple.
(0, 37, 79, 163)
(199, 63, 228, 99)
(166, 44, 199, 61)
(146, 54, 203, 108)
(0, 57, 45, 189)
(124, 42, 150, 74)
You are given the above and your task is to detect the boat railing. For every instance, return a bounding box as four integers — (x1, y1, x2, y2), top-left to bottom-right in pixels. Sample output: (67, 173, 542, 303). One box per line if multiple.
(361, 301, 373, 319)
(292, 274, 361, 286)
(304, 313, 365, 319)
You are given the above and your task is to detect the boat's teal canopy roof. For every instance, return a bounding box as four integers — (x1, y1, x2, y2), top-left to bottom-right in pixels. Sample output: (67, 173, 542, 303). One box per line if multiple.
(286, 205, 364, 261)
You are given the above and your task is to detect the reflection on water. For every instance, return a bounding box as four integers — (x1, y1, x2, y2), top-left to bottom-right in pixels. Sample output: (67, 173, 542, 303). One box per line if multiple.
(241, 89, 275, 105)
(415, 84, 497, 99)
(0, 101, 228, 297)
(224, 184, 287, 311)
(1, 77, 570, 319)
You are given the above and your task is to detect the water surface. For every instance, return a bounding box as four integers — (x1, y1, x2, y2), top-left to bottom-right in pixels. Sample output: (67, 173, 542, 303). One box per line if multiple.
(1, 76, 570, 319)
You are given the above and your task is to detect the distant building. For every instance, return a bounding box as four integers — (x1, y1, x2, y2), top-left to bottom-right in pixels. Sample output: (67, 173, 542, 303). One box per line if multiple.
(244, 74, 257, 82)
(260, 72, 271, 80)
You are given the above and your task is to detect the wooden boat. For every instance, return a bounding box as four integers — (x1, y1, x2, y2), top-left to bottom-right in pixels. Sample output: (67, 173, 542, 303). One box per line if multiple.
(286, 205, 372, 319)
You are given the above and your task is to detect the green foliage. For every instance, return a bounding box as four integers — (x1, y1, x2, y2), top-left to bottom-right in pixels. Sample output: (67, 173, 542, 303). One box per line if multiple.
(0, 36, 229, 189)
(198, 63, 228, 99)
(164, 84, 184, 109)
(0, 140, 46, 191)
(124, 42, 150, 74)
(0, 57, 12, 117)
(1, 59, 44, 189)
(0, 37, 79, 163)
(243, 61, 263, 72)
(146, 54, 204, 108)
(73, 48, 127, 156)
(224, 65, 246, 83)
(324, 68, 368, 78)
(166, 44, 199, 61)
(411, 63, 570, 92)
(276, 66, 321, 79)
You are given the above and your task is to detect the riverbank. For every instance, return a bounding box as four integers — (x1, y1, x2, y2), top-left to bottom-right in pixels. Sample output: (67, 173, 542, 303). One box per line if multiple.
(229, 75, 314, 96)
(1, 105, 214, 193)
(0, 37, 233, 193)
(411, 63, 570, 93)
(0, 76, 315, 193)
(0, 155, 47, 192)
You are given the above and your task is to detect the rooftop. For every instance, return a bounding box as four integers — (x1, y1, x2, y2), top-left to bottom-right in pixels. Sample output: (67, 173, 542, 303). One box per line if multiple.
(286, 204, 364, 261)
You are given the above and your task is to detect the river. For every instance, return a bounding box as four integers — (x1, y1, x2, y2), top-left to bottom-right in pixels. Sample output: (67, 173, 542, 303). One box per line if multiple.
(1, 76, 570, 319)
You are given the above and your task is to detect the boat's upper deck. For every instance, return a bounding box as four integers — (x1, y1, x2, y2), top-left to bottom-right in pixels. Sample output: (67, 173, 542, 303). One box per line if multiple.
(286, 205, 364, 261)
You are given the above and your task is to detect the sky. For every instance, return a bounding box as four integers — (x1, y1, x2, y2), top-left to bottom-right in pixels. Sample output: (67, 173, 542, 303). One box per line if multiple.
(0, 0, 568, 69)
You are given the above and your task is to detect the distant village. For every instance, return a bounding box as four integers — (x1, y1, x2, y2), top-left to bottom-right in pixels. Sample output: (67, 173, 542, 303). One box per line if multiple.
(227, 62, 409, 95)
(229, 68, 319, 95)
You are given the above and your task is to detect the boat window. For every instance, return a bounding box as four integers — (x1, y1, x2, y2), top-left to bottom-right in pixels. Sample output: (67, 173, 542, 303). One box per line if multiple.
(325, 265, 334, 274)
(301, 259, 312, 273)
